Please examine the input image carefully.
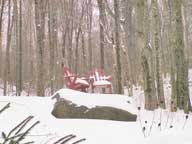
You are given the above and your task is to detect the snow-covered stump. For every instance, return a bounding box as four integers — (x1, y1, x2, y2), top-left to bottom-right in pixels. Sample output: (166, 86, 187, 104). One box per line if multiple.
(51, 93, 137, 121)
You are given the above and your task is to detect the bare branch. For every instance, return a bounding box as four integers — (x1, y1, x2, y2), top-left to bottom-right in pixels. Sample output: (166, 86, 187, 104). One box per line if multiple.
(0, 103, 10, 114)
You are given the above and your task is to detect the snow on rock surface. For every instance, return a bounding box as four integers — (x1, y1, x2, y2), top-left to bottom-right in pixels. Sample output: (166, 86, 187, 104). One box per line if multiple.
(52, 88, 137, 115)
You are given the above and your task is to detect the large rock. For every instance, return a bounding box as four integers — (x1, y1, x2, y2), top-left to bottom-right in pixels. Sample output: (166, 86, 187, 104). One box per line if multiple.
(51, 94, 137, 121)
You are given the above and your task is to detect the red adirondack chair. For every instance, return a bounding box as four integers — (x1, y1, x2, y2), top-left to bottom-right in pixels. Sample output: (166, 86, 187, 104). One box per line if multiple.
(63, 67, 89, 92)
(88, 68, 112, 94)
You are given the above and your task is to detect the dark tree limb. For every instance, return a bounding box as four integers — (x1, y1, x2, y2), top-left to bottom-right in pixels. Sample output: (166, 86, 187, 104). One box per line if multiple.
(0, 103, 10, 114)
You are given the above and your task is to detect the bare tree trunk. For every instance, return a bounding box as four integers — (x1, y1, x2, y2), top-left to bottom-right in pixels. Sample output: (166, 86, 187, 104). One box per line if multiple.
(75, 28, 81, 73)
(48, 0, 56, 95)
(183, 0, 192, 112)
(61, 30, 67, 64)
(81, 32, 86, 74)
(28, 17, 34, 96)
(87, 0, 93, 70)
(68, 0, 74, 69)
(173, 0, 191, 113)
(114, 0, 123, 94)
(60, 0, 68, 67)
(164, 0, 177, 111)
(16, 0, 22, 96)
(0, 0, 5, 78)
(34, 0, 46, 96)
(124, 0, 133, 96)
(75, 3, 84, 73)
(152, 0, 165, 108)
(97, 0, 105, 69)
(135, 0, 145, 85)
(142, 0, 157, 110)
(4, 0, 12, 96)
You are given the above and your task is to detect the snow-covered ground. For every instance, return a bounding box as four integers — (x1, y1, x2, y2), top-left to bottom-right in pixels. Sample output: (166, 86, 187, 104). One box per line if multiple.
(0, 78, 192, 143)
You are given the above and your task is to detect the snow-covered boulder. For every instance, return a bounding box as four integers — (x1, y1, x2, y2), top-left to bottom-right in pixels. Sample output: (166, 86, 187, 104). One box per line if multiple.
(51, 90, 137, 121)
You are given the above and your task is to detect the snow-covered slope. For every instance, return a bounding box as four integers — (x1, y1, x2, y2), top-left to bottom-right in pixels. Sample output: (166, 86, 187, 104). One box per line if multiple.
(0, 88, 192, 144)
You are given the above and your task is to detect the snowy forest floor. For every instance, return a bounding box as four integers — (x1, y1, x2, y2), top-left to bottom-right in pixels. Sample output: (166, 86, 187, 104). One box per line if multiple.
(1, 71, 192, 143)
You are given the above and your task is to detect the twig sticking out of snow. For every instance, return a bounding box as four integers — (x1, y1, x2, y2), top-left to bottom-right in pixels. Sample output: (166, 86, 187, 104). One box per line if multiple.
(137, 107, 146, 137)
(6, 116, 34, 138)
(148, 110, 156, 136)
(71, 138, 86, 144)
(164, 110, 171, 130)
(53, 134, 75, 144)
(182, 115, 189, 130)
(21, 141, 34, 144)
(0, 103, 86, 144)
(169, 111, 175, 128)
(158, 108, 163, 131)
(0, 103, 10, 114)
(60, 135, 76, 144)
(14, 121, 40, 144)
(1, 116, 40, 144)
(51, 134, 86, 144)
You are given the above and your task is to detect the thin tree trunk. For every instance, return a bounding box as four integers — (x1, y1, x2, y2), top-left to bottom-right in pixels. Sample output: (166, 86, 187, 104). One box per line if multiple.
(81, 32, 86, 74)
(68, 0, 74, 69)
(34, 0, 46, 96)
(124, 0, 133, 96)
(97, 0, 105, 69)
(48, 0, 56, 95)
(142, 0, 157, 110)
(75, 3, 84, 73)
(87, 0, 93, 70)
(152, 0, 165, 108)
(114, 0, 123, 94)
(4, 0, 12, 96)
(16, 0, 22, 96)
(173, 0, 191, 112)
(0, 0, 5, 78)
(75, 28, 81, 73)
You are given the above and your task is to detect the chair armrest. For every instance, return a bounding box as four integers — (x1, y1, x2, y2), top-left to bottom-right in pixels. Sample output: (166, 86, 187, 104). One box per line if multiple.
(64, 75, 78, 78)
(105, 76, 112, 81)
